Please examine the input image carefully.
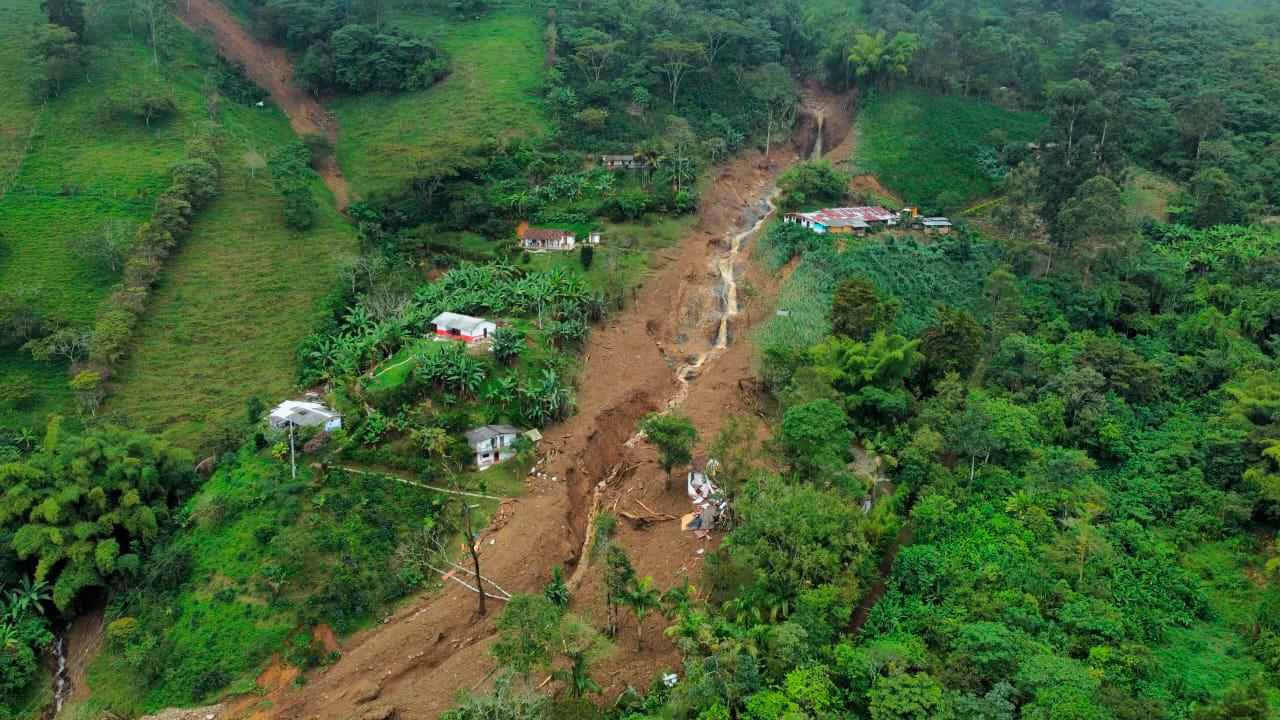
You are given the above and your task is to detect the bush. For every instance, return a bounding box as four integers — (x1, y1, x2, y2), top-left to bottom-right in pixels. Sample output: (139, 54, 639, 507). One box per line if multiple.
(778, 160, 851, 210)
(213, 60, 267, 105)
(88, 131, 221, 367)
(269, 141, 319, 230)
(0, 375, 37, 410)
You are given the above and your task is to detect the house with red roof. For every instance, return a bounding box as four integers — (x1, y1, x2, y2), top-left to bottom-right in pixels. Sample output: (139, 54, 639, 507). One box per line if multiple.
(783, 206, 900, 235)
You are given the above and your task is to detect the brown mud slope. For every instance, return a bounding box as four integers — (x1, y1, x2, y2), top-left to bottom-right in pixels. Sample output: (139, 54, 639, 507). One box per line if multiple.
(264, 88, 854, 720)
(175, 0, 351, 210)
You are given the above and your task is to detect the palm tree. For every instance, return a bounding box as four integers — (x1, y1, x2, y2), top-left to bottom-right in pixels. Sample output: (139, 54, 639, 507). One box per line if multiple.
(553, 650, 601, 698)
(14, 428, 35, 453)
(620, 576, 662, 650)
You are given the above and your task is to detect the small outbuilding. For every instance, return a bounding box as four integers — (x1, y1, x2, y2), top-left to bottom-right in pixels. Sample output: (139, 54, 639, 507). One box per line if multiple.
(268, 400, 342, 431)
(917, 217, 953, 234)
(465, 424, 523, 468)
(599, 154, 649, 169)
(431, 312, 496, 343)
(522, 228, 577, 252)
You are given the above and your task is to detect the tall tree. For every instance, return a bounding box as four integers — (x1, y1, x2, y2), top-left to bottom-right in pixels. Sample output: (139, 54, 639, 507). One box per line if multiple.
(830, 276, 898, 340)
(41, 0, 85, 40)
(637, 411, 699, 490)
(651, 36, 706, 105)
(749, 62, 798, 160)
(1052, 175, 1131, 285)
(1178, 92, 1226, 162)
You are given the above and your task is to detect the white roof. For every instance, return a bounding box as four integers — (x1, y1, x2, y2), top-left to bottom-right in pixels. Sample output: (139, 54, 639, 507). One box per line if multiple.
(465, 424, 522, 447)
(431, 312, 494, 335)
(920, 217, 952, 226)
(269, 400, 339, 426)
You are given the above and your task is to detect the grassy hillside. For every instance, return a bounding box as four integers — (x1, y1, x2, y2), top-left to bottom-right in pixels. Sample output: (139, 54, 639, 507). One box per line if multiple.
(852, 88, 1046, 208)
(330, 6, 548, 198)
(107, 101, 353, 446)
(0, 0, 209, 429)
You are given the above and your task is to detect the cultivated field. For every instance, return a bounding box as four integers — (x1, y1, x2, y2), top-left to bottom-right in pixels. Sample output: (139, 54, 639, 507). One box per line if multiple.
(853, 88, 1046, 206)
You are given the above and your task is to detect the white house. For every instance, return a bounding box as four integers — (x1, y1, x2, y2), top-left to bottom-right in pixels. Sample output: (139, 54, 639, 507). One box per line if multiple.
(268, 400, 342, 430)
(465, 424, 522, 468)
(522, 228, 576, 252)
(431, 312, 497, 343)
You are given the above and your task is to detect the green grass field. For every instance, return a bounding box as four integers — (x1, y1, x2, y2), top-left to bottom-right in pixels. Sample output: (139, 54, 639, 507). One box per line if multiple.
(0, 1, 42, 187)
(0, 0, 210, 429)
(106, 98, 354, 447)
(329, 7, 548, 198)
(0, 0, 356, 441)
(852, 88, 1046, 207)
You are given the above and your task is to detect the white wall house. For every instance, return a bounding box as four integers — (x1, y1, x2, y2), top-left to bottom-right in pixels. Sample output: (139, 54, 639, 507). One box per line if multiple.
(268, 400, 342, 431)
(465, 424, 522, 468)
(432, 312, 497, 343)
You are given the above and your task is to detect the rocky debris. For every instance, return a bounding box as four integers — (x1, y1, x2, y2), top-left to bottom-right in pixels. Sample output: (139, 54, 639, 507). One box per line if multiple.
(196, 456, 216, 478)
(349, 679, 381, 704)
(303, 430, 330, 454)
(360, 705, 396, 720)
(138, 704, 224, 720)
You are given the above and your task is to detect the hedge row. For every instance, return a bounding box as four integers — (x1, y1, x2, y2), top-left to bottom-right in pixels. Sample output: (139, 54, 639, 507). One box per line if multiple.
(88, 130, 221, 369)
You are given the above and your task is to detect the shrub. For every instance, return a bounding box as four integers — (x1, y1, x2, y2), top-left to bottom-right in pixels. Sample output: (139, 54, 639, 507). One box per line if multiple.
(88, 130, 221, 368)
(778, 160, 851, 210)
(0, 375, 38, 410)
(213, 60, 267, 105)
(97, 82, 177, 127)
(269, 141, 319, 230)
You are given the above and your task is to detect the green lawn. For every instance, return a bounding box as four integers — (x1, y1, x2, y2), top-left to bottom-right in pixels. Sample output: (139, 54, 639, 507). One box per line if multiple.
(852, 88, 1046, 208)
(1151, 539, 1278, 712)
(330, 7, 548, 198)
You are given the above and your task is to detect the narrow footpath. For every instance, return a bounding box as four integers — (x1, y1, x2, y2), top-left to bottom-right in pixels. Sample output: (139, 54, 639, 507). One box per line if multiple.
(175, 0, 351, 210)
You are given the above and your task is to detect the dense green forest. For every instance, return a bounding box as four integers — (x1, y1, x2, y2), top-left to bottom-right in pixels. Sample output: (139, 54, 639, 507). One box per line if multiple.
(0, 0, 1277, 716)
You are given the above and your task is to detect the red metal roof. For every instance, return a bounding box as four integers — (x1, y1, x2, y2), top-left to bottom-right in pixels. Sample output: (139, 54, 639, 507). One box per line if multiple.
(522, 227, 575, 241)
(804, 206, 896, 224)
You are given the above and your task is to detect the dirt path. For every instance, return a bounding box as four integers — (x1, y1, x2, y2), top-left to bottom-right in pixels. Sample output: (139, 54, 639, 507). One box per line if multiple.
(175, 0, 351, 210)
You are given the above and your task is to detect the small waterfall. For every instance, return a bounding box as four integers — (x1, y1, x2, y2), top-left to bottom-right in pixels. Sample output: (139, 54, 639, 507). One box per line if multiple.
(810, 108, 826, 160)
(52, 636, 68, 715)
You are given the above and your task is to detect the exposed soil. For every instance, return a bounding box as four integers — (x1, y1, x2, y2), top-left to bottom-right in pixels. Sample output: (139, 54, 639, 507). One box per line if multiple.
(62, 605, 105, 701)
(231, 88, 856, 720)
(175, 0, 352, 210)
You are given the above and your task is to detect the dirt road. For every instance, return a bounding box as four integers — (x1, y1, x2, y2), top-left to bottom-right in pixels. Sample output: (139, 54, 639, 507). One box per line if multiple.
(175, 0, 351, 210)
(233, 91, 855, 720)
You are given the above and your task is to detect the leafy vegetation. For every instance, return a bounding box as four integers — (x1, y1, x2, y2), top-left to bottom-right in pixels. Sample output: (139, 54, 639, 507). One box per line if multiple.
(853, 89, 1046, 210)
(80, 450, 451, 714)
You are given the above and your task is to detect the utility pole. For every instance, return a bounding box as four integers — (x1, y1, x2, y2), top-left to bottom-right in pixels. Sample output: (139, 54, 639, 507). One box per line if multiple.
(289, 422, 297, 479)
